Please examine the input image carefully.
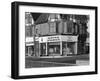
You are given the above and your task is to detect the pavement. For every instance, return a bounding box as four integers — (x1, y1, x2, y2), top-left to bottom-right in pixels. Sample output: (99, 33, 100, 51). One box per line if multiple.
(25, 60, 77, 68)
(25, 54, 89, 68)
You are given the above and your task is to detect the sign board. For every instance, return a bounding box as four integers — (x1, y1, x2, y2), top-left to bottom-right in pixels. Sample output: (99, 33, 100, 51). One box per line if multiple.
(26, 37, 39, 42)
(47, 36, 60, 42)
(39, 35, 77, 43)
(61, 35, 77, 42)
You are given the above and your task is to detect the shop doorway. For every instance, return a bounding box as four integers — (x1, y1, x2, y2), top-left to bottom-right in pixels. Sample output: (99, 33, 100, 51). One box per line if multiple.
(40, 43, 46, 56)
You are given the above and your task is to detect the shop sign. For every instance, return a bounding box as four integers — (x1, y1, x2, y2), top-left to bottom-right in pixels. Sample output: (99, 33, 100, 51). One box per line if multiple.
(67, 36, 75, 42)
(39, 37, 47, 43)
(48, 42, 60, 45)
(26, 37, 39, 43)
(39, 35, 77, 43)
(67, 36, 77, 42)
(47, 36, 60, 42)
(61, 36, 77, 42)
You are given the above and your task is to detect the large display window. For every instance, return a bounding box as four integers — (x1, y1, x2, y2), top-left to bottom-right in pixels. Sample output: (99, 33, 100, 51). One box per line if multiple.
(48, 42, 60, 55)
(62, 42, 76, 55)
(40, 41, 77, 56)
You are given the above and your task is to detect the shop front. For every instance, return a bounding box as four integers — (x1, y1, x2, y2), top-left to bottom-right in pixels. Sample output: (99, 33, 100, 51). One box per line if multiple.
(25, 37, 39, 56)
(25, 35, 78, 57)
(25, 43, 34, 56)
(39, 35, 78, 56)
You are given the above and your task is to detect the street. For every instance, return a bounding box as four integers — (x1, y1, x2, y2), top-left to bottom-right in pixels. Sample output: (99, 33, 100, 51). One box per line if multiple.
(25, 54, 89, 68)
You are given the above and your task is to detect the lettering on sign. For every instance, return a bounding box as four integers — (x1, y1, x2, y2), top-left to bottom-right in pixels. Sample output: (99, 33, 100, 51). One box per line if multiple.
(67, 36, 72, 41)
(47, 36, 60, 42)
(67, 36, 77, 42)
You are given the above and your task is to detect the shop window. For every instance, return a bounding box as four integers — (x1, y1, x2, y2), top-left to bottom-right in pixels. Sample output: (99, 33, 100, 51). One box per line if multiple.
(48, 42, 60, 55)
(62, 42, 75, 55)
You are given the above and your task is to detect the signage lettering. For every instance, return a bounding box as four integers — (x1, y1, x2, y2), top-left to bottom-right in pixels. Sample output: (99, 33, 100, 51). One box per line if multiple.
(47, 36, 60, 42)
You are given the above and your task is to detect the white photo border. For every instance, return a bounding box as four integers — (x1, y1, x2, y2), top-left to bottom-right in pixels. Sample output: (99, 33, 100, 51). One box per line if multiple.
(17, 4, 97, 77)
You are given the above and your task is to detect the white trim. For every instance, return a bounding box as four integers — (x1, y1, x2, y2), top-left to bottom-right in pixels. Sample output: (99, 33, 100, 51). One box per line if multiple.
(26, 43, 34, 46)
(19, 5, 95, 76)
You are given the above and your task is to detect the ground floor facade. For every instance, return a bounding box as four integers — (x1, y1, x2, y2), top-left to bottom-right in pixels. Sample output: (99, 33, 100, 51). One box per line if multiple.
(25, 35, 89, 57)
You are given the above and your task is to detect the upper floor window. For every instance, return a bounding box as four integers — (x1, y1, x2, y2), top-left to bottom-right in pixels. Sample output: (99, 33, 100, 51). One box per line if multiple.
(49, 22, 56, 34)
(48, 14, 61, 22)
(79, 23, 87, 35)
(25, 12, 34, 26)
(63, 21, 74, 34)
(25, 25, 33, 37)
